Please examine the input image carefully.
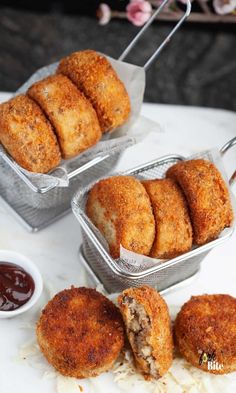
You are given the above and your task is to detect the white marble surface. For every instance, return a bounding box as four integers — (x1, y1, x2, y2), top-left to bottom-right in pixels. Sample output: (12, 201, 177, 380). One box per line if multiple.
(0, 92, 236, 392)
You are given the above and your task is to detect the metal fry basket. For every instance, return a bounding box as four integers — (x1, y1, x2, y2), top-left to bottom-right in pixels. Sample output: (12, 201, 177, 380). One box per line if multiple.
(0, 0, 191, 231)
(0, 151, 123, 231)
(72, 137, 236, 294)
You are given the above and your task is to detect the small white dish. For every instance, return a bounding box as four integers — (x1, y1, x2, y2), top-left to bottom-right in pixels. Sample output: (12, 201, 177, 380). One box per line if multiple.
(0, 250, 43, 318)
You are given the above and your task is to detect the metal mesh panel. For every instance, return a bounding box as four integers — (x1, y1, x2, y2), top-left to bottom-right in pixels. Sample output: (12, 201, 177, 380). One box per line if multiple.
(81, 237, 204, 293)
(129, 161, 175, 179)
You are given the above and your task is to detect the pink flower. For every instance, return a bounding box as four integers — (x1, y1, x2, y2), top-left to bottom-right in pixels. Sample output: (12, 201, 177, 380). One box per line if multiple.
(97, 3, 111, 25)
(213, 0, 236, 14)
(126, 0, 152, 26)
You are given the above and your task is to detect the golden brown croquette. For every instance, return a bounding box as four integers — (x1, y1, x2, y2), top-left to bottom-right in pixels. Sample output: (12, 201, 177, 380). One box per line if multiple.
(57, 50, 131, 133)
(142, 179, 193, 259)
(167, 159, 233, 245)
(174, 294, 236, 374)
(118, 286, 173, 380)
(28, 74, 102, 159)
(37, 287, 125, 378)
(86, 176, 155, 259)
(0, 94, 61, 173)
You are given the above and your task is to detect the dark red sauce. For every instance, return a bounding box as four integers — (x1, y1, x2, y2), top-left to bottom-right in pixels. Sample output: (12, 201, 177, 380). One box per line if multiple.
(0, 262, 35, 311)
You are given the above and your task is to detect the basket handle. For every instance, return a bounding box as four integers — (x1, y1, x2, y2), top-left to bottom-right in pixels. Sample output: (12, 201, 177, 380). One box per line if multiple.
(119, 0, 191, 70)
(220, 136, 236, 186)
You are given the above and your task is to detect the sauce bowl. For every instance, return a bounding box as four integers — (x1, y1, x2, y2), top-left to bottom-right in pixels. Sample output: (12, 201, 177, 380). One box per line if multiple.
(0, 250, 43, 318)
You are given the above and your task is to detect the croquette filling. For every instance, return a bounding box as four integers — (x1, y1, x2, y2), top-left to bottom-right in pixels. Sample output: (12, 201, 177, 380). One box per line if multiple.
(123, 296, 160, 378)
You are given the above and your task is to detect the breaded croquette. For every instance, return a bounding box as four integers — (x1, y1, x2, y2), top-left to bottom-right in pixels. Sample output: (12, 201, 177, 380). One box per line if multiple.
(37, 287, 124, 378)
(142, 179, 192, 259)
(166, 159, 234, 245)
(28, 74, 102, 159)
(118, 286, 173, 380)
(86, 176, 155, 259)
(57, 50, 131, 133)
(174, 294, 236, 374)
(0, 95, 61, 173)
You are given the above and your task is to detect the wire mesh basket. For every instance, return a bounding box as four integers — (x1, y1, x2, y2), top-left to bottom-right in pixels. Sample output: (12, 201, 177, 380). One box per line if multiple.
(0, 150, 122, 231)
(72, 137, 236, 293)
(0, 0, 191, 231)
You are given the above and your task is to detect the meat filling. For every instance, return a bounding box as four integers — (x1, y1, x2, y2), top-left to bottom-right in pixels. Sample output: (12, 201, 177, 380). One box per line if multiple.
(123, 296, 160, 378)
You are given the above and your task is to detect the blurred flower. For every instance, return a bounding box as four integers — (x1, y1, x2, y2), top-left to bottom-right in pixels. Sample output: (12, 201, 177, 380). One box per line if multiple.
(97, 3, 111, 25)
(126, 0, 152, 26)
(213, 0, 236, 14)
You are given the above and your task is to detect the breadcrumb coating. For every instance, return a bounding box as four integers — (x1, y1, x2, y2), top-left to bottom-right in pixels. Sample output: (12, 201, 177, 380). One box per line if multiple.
(86, 176, 155, 258)
(167, 159, 234, 245)
(28, 74, 101, 159)
(142, 179, 193, 259)
(37, 287, 124, 378)
(0, 94, 61, 173)
(58, 50, 131, 133)
(118, 286, 173, 379)
(174, 294, 236, 374)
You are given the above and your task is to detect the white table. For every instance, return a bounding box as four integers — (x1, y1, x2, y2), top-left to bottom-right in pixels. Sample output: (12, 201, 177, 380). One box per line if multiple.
(0, 92, 236, 392)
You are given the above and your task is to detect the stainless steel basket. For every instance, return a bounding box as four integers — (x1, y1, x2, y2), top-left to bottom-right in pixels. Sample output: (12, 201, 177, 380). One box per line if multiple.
(72, 137, 236, 293)
(0, 0, 191, 231)
(0, 150, 122, 231)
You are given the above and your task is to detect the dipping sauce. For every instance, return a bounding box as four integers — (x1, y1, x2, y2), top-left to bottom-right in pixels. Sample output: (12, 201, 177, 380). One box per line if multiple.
(0, 262, 35, 311)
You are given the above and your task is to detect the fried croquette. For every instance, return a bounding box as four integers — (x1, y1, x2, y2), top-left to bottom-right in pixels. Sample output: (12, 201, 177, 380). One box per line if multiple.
(118, 286, 173, 379)
(142, 179, 193, 259)
(174, 294, 236, 374)
(0, 95, 61, 173)
(37, 287, 124, 378)
(86, 176, 155, 259)
(57, 50, 131, 133)
(166, 159, 234, 245)
(28, 74, 102, 159)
